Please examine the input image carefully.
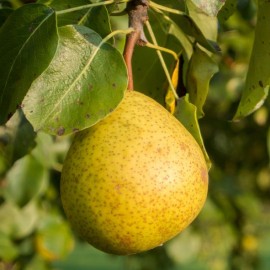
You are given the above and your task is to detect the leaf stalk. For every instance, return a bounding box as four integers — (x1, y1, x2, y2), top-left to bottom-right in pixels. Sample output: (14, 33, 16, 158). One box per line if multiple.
(56, 0, 131, 15)
(145, 21, 179, 99)
(123, 0, 149, 90)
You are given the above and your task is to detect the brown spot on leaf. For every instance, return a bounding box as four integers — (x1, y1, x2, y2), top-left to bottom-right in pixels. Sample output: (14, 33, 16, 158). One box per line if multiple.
(57, 127, 65, 136)
(89, 84, 93, 91)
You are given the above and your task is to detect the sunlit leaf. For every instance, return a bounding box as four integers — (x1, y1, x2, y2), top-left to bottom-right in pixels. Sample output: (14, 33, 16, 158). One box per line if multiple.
(187, 45, 218, 117)
(175, 95, 211, 169)
(234, 1, 270, 120)
(22, 25, 127, 136)
(0, 4, 58, 124)
(190, 0, 226, 16)
(186, 0, 218, 43)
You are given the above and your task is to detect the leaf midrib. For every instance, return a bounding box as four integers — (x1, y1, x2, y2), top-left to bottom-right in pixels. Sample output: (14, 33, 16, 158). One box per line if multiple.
(36, 27, 105, 129)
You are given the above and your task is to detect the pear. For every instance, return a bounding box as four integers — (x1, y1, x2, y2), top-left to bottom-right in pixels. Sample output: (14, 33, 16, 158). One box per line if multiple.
(60, 90, 208, 255)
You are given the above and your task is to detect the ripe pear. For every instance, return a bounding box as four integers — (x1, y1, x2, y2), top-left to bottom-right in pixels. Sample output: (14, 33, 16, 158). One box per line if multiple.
(60, 90, 208, 255)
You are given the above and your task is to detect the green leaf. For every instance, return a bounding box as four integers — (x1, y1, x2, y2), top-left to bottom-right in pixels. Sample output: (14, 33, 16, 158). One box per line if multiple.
(52, 240, 124, 270)
(25, 255, 51, 270)
(152, 1, 220, 55)
(170, 13, 220, 54)
(187, 45, 218, 117)
(78, 6, 112, 40)
(35, 214, 74, 261)
(5, 154, 49, 207)
(0, 3, 58, 125)
(233, 0, 270, 120)
(186, 0, 218, 43)
(38, 0, 112, 39)
(22, 25, 127, 136)
(167, 228, 201, 264)
(31, 132, 69, 169)
(175, 95, 211, 169)
(0, 7, 13, 27)
(38, 0, 90, 26)
(168, 20, 193, 61)
(218, 0, 238, 22)
(190, 0, 226, 16)
(0, 110, 36, 175)
(0, 232, 19, 262)
(0, 201, 40, 239)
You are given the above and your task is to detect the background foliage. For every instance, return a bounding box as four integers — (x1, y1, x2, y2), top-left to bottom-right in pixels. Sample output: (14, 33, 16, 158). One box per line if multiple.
(0, 0, 270, 270)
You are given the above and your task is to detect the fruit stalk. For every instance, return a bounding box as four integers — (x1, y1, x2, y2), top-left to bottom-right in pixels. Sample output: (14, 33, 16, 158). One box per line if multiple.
(123, 0, 149, 90)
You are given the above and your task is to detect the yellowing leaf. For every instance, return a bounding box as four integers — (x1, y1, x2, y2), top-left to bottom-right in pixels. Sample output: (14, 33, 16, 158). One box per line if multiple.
(166, 59, 180, 114)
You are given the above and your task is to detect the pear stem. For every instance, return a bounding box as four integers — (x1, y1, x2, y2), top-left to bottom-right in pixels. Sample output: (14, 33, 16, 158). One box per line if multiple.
(123, 0, 149, 90)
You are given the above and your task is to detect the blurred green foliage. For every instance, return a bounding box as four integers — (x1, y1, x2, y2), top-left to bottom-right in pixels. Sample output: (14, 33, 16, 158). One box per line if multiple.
(1, 0, 270, 270)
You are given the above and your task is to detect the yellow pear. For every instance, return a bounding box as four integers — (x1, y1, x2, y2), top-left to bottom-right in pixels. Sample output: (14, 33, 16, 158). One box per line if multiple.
(60, 90, 208, 255)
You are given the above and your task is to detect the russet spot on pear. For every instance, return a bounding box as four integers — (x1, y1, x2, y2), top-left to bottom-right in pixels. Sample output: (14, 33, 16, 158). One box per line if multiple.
(60, 90, 208, 255)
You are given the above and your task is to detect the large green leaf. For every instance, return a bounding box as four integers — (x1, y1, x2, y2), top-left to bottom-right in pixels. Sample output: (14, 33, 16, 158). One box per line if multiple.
(187, 45, 218, 117)
(22, 25, 127, 136)
(0, 4, 58, 124)
(233, 0, 270, 120)
(175, 95, 211, 169)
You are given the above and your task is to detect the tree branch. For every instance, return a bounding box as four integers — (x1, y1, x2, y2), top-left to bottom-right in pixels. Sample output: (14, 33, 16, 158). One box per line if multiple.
(123, 0, 149, 90)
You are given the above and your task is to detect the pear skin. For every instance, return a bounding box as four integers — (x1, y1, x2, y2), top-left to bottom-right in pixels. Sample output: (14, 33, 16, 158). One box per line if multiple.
(61, 90, 208, 255)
